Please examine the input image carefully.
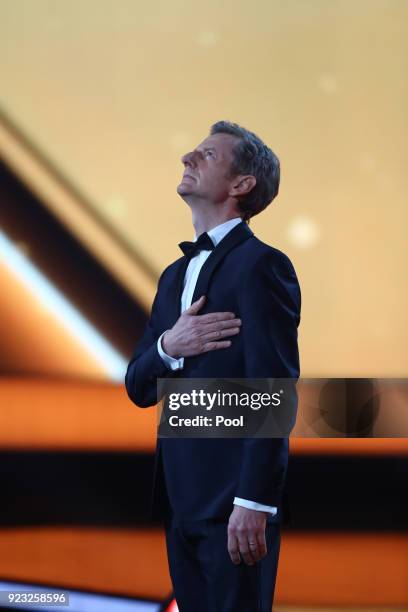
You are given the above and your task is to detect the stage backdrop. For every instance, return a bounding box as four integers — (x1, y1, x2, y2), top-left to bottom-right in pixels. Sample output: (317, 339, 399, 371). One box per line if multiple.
(0, 0, 407, 378)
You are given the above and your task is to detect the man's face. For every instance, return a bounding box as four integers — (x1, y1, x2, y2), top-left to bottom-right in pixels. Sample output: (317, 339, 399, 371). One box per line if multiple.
(177, 133, 240, 204)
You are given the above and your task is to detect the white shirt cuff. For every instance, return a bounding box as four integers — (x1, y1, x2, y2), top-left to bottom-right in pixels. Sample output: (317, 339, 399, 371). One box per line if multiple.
(157, 331, 184, 371)
(234, 497, 277, 515)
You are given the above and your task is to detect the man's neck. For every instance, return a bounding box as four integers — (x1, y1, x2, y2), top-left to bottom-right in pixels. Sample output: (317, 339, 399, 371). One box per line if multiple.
(191, 210, 243, 237)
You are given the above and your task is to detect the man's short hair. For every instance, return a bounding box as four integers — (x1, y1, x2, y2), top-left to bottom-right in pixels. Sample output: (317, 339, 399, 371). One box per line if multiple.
(210, 120, 280, 223)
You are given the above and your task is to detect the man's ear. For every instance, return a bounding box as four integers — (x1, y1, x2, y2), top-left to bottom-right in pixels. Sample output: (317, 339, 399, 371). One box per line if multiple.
(230, 175, 257, 198)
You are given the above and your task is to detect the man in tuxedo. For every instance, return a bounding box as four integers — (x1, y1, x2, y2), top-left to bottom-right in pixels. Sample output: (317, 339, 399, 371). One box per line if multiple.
(125, 120, 301, 611)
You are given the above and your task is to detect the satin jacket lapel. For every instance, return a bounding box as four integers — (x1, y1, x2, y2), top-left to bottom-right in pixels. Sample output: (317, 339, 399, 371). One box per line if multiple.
(167, 257, 190, 324)
(191, 221, 254, 305)
(168, 222, 253, 323)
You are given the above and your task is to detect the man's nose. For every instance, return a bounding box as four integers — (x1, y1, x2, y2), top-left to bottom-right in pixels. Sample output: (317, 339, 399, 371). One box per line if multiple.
(181, 150, 197, 166)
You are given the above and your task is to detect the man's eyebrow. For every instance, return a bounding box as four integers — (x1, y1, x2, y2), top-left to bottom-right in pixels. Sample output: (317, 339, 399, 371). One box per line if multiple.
(196, 146, 217, 153)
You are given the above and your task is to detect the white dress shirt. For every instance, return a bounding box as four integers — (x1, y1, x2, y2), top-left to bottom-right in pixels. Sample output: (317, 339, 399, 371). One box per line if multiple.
(157, 216, 277, 516)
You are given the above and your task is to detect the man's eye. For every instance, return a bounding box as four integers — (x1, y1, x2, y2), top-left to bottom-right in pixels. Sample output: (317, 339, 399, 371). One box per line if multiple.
(205, 151, 214, 157)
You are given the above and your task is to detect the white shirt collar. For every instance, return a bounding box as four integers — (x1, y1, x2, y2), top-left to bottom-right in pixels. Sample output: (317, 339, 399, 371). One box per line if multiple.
(194, 217, 243, 247)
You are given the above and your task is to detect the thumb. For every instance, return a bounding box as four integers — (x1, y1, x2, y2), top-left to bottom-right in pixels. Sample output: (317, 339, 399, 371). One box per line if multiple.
(185, 295, 206, 315)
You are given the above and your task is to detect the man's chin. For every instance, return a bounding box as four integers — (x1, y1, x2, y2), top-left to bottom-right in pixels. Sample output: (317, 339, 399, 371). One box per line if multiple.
(177, 184, 194, 197)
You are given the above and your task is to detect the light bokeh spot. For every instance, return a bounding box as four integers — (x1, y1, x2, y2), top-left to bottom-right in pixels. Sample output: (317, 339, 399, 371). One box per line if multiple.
(287, 216, 320, 249)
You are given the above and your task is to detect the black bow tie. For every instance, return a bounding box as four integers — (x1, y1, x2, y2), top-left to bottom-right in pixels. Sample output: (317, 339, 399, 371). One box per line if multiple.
(178, 231, 215, 258)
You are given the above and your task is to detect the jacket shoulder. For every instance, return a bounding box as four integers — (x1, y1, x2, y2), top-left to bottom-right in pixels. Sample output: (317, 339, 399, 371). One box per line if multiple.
(241, 236, 301, 314)
(242, 235, 298, 274)
(157, 256, 185, 284)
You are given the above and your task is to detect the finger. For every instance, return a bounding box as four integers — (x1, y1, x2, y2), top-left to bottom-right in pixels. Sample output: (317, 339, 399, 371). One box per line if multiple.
(247, 529, 266, 563)
(256, 528, 268, 560)
(248, 538, 262, 563)
(199, 318, 242, 333)
(201, 340, 232, 352)
(200, 327, 240, 342)
(227, 531, 241, 565)
(237, 534, 256, 566)
(185, 295, 206, 314)
(197, 311, 236, 323)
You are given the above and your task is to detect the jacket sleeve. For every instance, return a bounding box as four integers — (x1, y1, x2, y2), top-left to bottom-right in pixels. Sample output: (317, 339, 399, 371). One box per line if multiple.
(234, 249, 301, 507)
(125, 277, 178, 408)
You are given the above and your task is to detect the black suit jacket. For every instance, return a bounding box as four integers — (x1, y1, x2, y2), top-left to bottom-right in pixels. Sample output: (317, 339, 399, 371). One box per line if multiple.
(125, 221, 301, 523)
